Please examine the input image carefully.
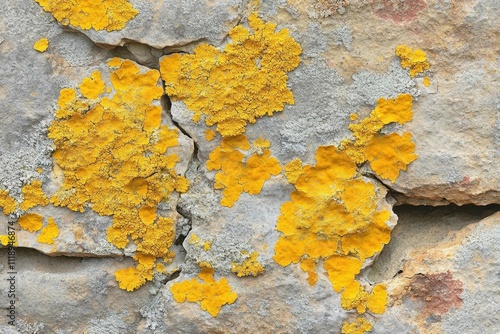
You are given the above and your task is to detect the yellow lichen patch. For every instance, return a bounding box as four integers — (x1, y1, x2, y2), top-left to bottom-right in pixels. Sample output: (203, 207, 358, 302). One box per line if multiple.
(253, 138, 270, 149)
(34, 0, 138, 32)
(207, 135, 281, 207)
(423, 76, 431, 87)
(198, 261, 213, 271)
(341, 211, 392, 261)
(170, 267, 238, 317)
(138, 206, 157, 226)
(48, 58, 189, 291)
(0, 235, 7, 246)
(273, 146, 392, 292)
(79, 71, 106, 100)
(372, 94, 413, 125)
(324, 255, 363, 293)
(0, 234, 17, 247)
(232, 252, 265, 277)
(341, 94, 417, 182)
(365, 284, 388, 314)
(0, 190, 17, 215)
(20, 180, 49, 211)
(156, 262, 167, 273)
(364, 133, 417, 183)
(340, 281, 387, 314)
(115, 267, 146, 292)
(189, 233, 202, 245)
(284, 158, 303, 184)
(341, 317, 373, 334)
(115, 253, 157, 291)
(299, 257, 318, 286)
(395, 45, 430, 77)
(34, 38, 49, 52)
(189, 233, 212, 251)
(37, 217, 59, 244)
(205, 129, 217, 142)
(274, 86, 418, 325)
(160, 12, 301, 137)
(18, 213, 43, 232)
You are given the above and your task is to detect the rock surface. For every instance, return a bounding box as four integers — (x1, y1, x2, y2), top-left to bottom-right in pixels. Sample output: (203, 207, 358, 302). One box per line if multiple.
(34, 0, 246, 48)
(0, 0, 499, 333)
(2, 207, 499, 333)
(378, 210, 500, 334)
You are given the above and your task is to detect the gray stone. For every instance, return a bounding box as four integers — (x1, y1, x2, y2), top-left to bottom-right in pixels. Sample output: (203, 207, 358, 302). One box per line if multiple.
(33, 0, 247, 49)
(0, 249, 151, 334)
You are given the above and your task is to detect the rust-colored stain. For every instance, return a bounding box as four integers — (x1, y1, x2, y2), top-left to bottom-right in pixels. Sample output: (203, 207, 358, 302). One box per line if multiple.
(375, 0, 426, 23)
(458, 176, 470, 186)
(408, 271, 464, 316)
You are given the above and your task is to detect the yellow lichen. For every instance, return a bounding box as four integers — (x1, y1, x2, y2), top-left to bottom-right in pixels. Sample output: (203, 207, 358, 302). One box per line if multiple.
(37, 217, 59, 244)
(34, 0, 138, 32)
(341, 94, 417, 182)
(274, 89, 419, 327)
(48, 58, 189, 291)
(232, 251, 265, 277)
(189, 233, 202, 244)
(323, 255, 363, 293)
(273, 146, 392, 291)
(170, 267, 238, 317)
(299, 257, 318, 286)
(18, 213, 43, 232)
(20, 180, 49, 211)
(189, 233, 212, 251)
(0, 190, 17, 215)
(365, 284, 388, 314)
(78, 71, 106, 100)
(423, 76, 431, 87)
(395, 45, 430, 77)
(34, 38, 49, 52)
(0, 234, 17, 247)
(341, 317, 373, 334)
(284, 158, 303, 184)
(205, 129, 217, 142)
(364, 132, 417, 183)
(340, 281, 387, 314)
(156, 263, 167, 273)
(253, 138, 271, 149)
(206, 135, 281, 207)
(115, 253, 157, 291)
(0, 235, 7, 246)
(115, 267, 148, 292)
(340, 211, 391, 261)
(160, 12, 302, 137)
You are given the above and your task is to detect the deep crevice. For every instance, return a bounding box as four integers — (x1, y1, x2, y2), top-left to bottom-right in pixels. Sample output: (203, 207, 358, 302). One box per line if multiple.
(366, 203, 500, 282)
(0, 245, 123, 260)
(159, 86, 200, 163)
(160, 268, 181, 284)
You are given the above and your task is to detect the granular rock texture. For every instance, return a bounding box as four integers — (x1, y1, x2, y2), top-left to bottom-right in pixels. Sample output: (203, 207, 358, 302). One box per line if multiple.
(0, 0, 499, 333)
